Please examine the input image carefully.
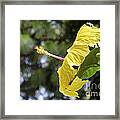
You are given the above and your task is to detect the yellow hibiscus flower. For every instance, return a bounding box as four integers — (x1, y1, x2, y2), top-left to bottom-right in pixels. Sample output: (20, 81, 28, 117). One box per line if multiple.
(57, 23, 100, 98)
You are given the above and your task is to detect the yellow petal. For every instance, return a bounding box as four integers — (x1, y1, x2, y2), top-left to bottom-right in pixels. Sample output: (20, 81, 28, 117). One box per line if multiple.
(59, 87, 79, 98)
(67, 76, 89, 91)
(75, 24, 100, 46)
(59, 76, 88, 98)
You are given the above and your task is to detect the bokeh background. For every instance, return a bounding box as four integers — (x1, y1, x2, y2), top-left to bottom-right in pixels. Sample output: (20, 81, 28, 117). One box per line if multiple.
(20, 20, 100, 100)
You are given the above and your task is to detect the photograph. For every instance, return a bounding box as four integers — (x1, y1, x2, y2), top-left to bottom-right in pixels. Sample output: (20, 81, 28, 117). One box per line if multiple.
(20, 20, 100, 100)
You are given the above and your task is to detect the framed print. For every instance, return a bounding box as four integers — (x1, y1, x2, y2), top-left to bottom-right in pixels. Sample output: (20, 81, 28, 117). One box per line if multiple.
(0, 0, 120, 119)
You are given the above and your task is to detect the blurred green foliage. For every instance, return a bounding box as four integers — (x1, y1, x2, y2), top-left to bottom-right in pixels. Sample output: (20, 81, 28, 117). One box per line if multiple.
(20, 20, 100, 100)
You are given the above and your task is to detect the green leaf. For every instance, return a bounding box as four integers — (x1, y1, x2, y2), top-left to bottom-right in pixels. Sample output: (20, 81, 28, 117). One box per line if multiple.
(80, 66, 100, 79)
(96, 53, 100, 65)
(77, 48, 100, 79)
